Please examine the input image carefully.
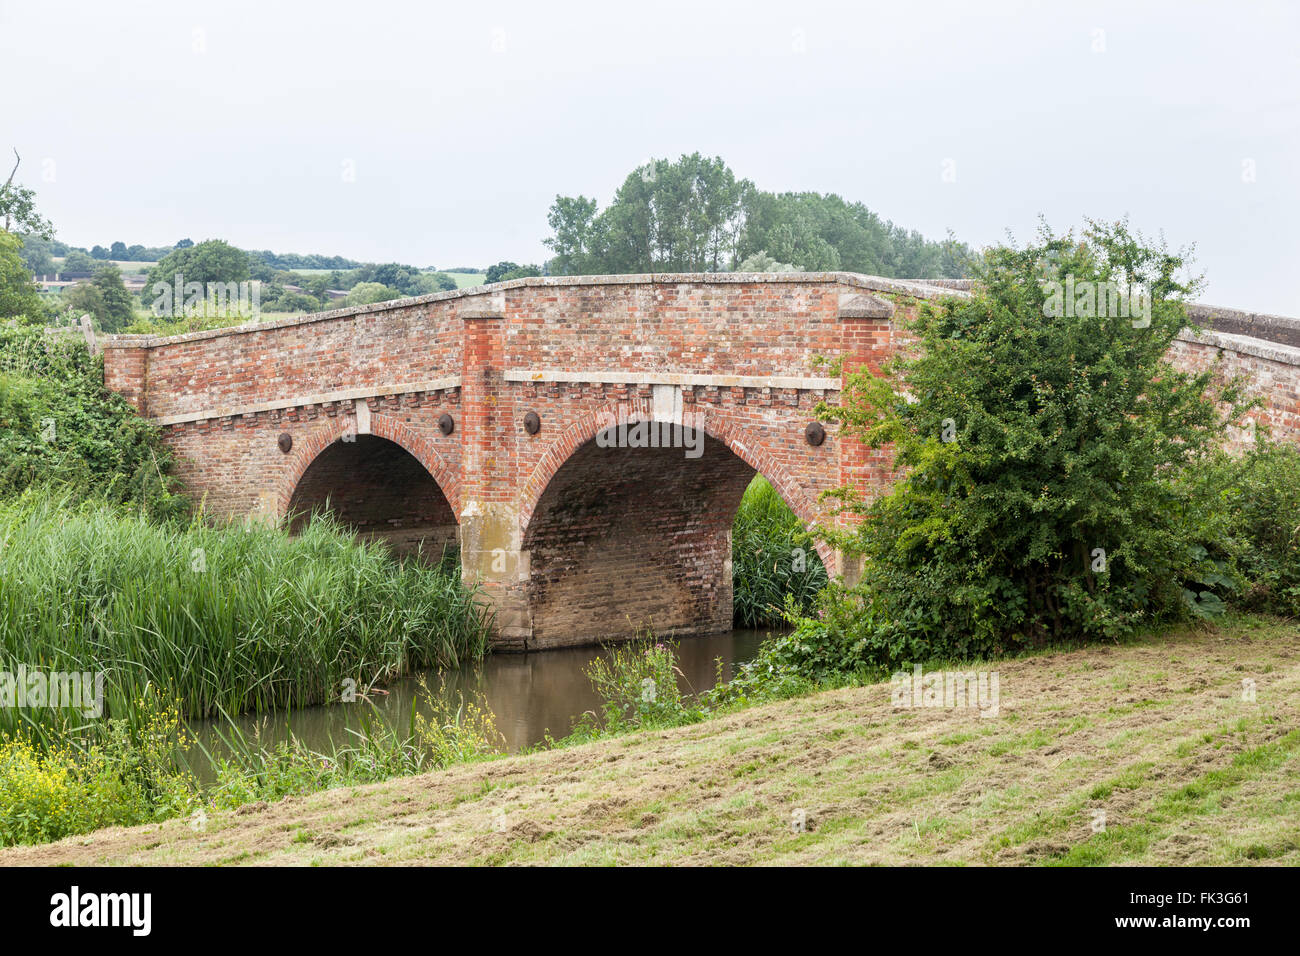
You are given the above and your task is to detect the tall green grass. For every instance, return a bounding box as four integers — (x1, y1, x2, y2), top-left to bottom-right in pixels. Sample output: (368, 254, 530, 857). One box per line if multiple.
(731, 476, 828, 627)
(0, 492, 491, 742)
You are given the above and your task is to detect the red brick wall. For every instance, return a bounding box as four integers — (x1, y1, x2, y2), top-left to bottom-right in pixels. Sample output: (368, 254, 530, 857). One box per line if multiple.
(124, 304, 463, 422)
(501, 282, 842, 375)
(1167, 331, 1300, 450)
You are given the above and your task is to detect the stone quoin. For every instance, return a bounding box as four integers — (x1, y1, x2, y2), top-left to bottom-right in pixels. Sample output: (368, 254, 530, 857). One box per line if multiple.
(100, 274, 1300, 650)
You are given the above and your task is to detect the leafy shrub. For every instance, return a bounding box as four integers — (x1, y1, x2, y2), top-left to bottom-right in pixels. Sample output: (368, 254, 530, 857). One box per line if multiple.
(575, 639, 706, 736)
(0, 322, 184, 518)
(123, 311, 251, 335)
(1182, 442, 1300, 617)
(814, 220, 1249, 666)
(706, 590, 889, 707)
(412, 682, 505, 768)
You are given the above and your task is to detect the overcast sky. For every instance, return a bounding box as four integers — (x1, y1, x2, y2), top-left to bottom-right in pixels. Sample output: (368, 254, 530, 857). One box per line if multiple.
(2, 0, 1297, 313)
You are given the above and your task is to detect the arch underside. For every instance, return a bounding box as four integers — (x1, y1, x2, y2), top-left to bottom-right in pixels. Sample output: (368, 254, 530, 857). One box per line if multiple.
(287, 434, 458, 561)
(521, 432, 759, 647)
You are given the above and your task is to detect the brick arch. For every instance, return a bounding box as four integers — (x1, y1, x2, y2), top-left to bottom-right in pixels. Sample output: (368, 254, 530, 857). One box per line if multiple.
(276, 411, 461, 519)
(517, 399, 833, 567)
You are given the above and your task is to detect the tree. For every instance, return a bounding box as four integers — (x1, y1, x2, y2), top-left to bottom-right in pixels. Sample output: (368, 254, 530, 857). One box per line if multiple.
(109, 241, 128, 259)
(543, 155, 970, 279)
(819, 220, 1250, 661)
(409, 271, 458, 294)
(61, 249, 96, 274)
(544, 195, 599, 275)
(736, 251, 802, 273)
(61, 280, 106, 324)
(145, 239, 251, 293)
(0, 150, 54, 239)
(302, 274, 335, 299)
(485, 261, 541, 283)
(0, 232, 43, 319)
(544, 154, 753, 275)
(344, 282, 402, 306)
(738, 191, 971, 279)
(91, 265, 135, 332)
(19, 234, 55, 276)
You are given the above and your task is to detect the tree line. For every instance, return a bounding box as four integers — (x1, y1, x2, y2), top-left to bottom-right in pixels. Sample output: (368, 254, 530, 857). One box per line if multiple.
(543, 153, 970, 278)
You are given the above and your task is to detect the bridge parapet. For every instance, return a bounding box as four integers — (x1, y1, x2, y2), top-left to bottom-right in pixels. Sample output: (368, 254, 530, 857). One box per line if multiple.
(99, 274, 1299, 647)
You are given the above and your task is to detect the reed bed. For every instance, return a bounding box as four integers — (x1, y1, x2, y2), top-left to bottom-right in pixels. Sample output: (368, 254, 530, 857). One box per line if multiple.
(0, 493, 491, 742)
(731, 476, 828, 627)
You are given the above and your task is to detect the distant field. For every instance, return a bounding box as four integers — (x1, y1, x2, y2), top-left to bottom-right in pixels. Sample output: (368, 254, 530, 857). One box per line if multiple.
(52, 258, 156, 274)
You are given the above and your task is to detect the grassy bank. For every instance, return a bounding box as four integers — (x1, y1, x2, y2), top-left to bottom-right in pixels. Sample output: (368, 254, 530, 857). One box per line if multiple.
(0, 493, 496, 846)
(6, 616, 1294, 866)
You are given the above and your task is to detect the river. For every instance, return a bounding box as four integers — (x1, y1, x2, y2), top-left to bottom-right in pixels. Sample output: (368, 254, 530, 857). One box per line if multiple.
(187, 628, 772, 776)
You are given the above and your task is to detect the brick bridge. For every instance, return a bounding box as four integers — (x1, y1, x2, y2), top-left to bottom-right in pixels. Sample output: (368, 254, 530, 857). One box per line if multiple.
(101, 274, 1300, 650)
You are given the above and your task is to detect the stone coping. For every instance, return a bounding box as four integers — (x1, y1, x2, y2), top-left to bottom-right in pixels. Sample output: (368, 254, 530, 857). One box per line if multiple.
(1175, 328, 1300, 367)
(503, 370, 841, 391)
(152, 377, 462, 427)
(1185, 303, 1300, 349)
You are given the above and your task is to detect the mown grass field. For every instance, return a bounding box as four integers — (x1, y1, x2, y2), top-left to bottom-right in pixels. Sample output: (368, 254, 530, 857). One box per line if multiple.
(3, 617, 1296, 866)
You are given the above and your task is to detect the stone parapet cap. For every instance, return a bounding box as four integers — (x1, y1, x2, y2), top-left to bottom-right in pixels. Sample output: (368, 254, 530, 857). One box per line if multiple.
(1185, 302, 1300, 349)
(503, 369, 840, 391)
(1175, 328, 1300, 367)
(838, 292, 896, 318)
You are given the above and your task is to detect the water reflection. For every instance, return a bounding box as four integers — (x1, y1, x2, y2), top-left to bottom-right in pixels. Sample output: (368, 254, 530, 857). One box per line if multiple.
(189, 629, 773, 775)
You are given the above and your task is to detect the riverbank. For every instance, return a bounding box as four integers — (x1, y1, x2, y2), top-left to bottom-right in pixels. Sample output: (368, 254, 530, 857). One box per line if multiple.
(5, 617, 1295, 866)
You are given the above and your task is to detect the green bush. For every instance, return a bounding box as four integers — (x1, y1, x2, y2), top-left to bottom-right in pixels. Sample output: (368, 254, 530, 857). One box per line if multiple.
(0, 689, 195, 847)
(0, 322, 184, 518)
(811, 220, 1250, 666)
(731, 476, 828, 626)
(573, 639, 706, 737)
(1183, 442, 1300, 617)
